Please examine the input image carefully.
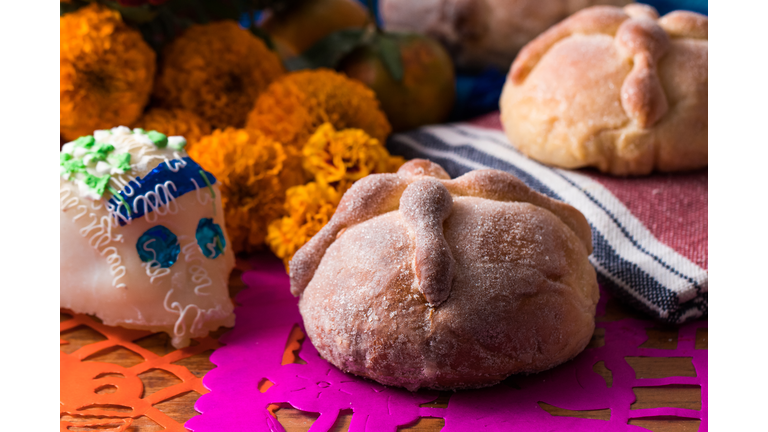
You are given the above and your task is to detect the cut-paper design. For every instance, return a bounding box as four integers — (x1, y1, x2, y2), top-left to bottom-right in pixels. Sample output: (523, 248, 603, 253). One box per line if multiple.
(60, 310, 220, 432)
(190, 255, 708, 431)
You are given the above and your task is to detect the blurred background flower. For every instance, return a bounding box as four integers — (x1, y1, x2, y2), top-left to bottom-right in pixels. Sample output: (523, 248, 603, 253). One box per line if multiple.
(153, 20, 284, 128)
(266, 181, 344, 268)
(246, 69, 391, 148)
(60, 3, 155, 141)
(133, 107, 211, 145)
(303, 123, 402, 185)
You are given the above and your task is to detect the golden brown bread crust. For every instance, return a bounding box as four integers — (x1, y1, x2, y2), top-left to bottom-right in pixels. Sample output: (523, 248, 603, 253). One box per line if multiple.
(291, 159, 598, 390)
(501, 4, 707, 175)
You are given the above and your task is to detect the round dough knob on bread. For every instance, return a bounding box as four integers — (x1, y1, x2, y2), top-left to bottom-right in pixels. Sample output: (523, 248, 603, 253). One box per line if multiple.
(290, 159, 599, 391)
(500, 4, 708, 175)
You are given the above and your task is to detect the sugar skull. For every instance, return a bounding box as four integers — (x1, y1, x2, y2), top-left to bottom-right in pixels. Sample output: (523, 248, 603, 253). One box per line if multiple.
(60, 126, 235, 348)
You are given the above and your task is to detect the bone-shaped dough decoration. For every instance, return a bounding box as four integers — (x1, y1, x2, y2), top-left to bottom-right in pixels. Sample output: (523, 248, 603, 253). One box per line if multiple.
(289, 159, 592, 305)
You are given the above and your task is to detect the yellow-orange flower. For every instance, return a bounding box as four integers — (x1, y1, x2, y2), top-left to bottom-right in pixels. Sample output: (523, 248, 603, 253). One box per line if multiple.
(154, 21, 284, 129)
(281, 145, 309, 189)
(266, 181, 349, 268)
(267, 123, 406, 269)
(246, 69, 391, 149)
(303, 123, 404, 185)
(187, 128, 298, 254)
(133, 108, 211, 145)
(60, 3, 156, 141)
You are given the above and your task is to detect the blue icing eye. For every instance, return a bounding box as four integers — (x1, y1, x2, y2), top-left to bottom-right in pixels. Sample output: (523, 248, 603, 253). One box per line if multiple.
(136, 226, 180, 268)
(196, 218, 226, 259)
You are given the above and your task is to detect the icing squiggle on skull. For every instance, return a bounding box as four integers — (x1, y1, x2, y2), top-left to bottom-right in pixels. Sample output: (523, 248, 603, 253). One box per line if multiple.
(77, 213, 127, 289)
(108, 157, 215, 225)
(180, 237, 213, 296)
(141, 239, 173, 284)
(60, 188, 80, 212)
(62, 186, 128, 289)
(191, 178, 213, 207)
(61, 126, 233, 348)
(130, 181, 180, 224)
(164, 288, 204, 339)
(162, 288, 229, 342)
(99, 246, 127, 289)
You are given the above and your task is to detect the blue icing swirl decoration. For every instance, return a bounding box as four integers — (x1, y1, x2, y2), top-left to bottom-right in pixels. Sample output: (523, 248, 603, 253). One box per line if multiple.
(136, 226, 180, 268)
(107, 157, 217, 225)
(196, 218, 226, 259)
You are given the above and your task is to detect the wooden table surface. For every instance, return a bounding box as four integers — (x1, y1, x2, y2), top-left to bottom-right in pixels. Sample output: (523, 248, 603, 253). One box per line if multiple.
(61, 260, 707, 432)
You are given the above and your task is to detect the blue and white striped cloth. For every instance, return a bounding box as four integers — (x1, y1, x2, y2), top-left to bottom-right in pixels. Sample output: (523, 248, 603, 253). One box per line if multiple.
(387, 123, 708, 323)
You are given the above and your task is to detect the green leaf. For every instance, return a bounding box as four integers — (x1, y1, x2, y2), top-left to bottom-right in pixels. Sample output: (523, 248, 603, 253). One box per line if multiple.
(283, 56, 315, 72)
(293, 28, 368, 70)
(103, 1, 161, 24)
(377, 35, 403, 82)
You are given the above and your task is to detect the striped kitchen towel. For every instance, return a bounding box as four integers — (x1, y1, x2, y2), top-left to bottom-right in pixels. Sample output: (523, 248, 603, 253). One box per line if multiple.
(386, 113, 707, 324)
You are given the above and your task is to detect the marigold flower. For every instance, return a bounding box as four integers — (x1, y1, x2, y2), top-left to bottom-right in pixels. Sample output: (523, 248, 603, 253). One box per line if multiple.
(303, 123, 404, 186)
(281, 145, 310, 189)
(267, 123, 405, 267)
(154, 21, 285, 129)
(266, 181, 348, 268)
(187, 128, 298, 254)
(133, 108, 211, 145)
(246, 69, 391, 149)
(60, 4, 156, 141)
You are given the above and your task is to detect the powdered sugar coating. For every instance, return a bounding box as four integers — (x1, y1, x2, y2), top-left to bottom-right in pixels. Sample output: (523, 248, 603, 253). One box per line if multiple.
(397, 158, 451, 180)
(400, 178, 454, 306)
(292, 159, 598, 390)
(289, 173, 408, 296)
(447, 169, 593, 252)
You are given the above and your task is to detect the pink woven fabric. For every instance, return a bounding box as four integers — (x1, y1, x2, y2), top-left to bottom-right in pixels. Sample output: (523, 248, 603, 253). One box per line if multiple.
(589, 170, 708, 270)
(468, 112, 708, 269)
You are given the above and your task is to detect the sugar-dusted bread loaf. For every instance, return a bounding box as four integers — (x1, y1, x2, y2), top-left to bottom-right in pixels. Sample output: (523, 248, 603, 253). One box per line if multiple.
(379, 0, 631, 70)
(290, 159, 598, 391)
(500, 4, 708, 175)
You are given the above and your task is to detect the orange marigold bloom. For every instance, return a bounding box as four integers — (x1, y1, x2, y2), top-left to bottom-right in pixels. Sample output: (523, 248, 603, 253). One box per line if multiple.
(60, 4, 156, 141)
(154, 20, 285, 129)
(281, 145, 310, 189)
(133, 108, 212, 145)
(267, 122, 406, 269)
(266, 181, 349, 269)
(303, 123, 404, 185)
(187, 128, 297, 254)
(246, 69, 391, 149)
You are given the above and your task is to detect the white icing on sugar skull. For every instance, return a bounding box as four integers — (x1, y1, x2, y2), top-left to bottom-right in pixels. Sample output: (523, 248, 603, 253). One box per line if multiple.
(60, 126, 235, 348)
